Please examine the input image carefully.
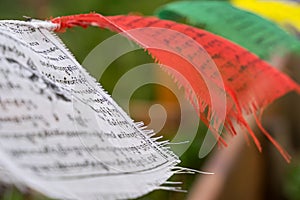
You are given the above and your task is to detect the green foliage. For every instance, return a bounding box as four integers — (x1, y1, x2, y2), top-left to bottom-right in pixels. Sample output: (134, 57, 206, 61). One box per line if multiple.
(284, 163, 300, 200)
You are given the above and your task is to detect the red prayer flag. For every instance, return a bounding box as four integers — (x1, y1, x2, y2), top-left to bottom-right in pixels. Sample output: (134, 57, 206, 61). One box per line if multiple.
(51, 13, 300, 162)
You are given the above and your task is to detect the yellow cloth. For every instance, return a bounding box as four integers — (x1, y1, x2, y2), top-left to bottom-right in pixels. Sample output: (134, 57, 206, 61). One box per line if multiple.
(232, 0, 300, 31)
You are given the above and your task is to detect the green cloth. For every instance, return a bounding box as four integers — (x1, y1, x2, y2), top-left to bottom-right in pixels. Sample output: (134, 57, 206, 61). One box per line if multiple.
(156, 1, 300, 60)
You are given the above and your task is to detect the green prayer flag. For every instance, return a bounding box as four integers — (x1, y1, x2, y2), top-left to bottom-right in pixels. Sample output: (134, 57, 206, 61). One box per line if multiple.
(156, 1, 300, 60)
